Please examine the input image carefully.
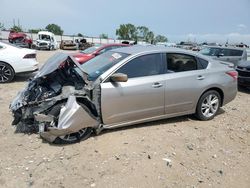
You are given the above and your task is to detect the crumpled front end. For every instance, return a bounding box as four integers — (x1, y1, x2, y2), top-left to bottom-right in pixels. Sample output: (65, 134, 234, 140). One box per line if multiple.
(37, 95, 98, 143)
(10, 53, 100, 143)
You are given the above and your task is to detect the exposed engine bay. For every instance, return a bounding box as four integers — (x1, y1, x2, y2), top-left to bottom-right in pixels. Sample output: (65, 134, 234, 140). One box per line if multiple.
(10, 53, 100, 144)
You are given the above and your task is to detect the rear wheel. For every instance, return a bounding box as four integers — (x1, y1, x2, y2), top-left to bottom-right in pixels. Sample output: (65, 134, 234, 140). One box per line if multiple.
(47, 103, 92, 144)
(0, 62, 15, 83)
(195, 90, 221, 120)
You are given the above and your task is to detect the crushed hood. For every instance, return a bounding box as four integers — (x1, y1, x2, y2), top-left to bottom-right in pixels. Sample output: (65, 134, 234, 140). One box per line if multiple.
(10, 53, 89, 111)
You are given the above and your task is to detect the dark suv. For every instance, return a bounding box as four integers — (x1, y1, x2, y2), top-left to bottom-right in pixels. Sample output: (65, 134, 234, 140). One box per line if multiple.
(236, 60, 250, 87)
(200, 46, 247, 67)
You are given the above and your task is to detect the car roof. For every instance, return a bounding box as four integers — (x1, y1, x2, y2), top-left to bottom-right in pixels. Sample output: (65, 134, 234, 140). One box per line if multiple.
(112, 45, 198, 55)
(205, 46, 246, 51)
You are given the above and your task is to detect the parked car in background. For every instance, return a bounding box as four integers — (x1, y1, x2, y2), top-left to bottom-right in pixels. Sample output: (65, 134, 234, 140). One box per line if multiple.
(200, 46, 247, 67)
(35, 31, 58, 50)
(236, 60, 250, 87)
(10, 46, 237, 144)
(0, 42, 38, 83)
(77, 38, 93, 50)
(8, 31, 33, 48)
(60, 40, 77, 50)
(73, 43, 129, 64)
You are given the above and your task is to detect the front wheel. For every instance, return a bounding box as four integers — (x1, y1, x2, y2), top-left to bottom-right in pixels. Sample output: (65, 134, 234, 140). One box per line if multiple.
(0, 62, 15, 83)
(46, 103, 93, 144)
(195, 90, 221, 121)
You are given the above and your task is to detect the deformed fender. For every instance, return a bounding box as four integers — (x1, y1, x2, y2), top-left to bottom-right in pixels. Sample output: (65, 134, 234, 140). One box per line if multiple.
(41, 95, 99, 138)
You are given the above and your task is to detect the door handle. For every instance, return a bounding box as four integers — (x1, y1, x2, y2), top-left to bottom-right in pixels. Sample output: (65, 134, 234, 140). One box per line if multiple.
(152, 82, 163, 88)
(197, 75, 205, 80)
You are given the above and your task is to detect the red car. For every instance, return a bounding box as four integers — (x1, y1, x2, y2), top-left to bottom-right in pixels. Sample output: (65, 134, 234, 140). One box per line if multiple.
(73, 43, 129, 64)
(8, 31, 33, 48)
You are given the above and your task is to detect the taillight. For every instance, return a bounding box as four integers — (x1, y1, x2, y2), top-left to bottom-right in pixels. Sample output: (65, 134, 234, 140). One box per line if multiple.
(226, 71, 238, 81)
(23, 54, 36, 59)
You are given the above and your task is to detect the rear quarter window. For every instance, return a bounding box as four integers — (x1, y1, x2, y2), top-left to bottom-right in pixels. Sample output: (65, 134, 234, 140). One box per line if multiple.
(197, 57, 209, 69)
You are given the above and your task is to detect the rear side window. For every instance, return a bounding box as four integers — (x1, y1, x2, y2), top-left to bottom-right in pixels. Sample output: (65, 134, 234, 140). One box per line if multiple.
(230, 49, 243, 56)
(117, 53, 164, 78)
(0, 45, 3, 49)
(166, 53, 197, 72)
(221, 49, 243, 56)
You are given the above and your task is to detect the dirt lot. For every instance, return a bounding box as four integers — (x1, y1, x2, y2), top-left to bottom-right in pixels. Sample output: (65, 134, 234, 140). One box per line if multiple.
(0, 50, 249, 188)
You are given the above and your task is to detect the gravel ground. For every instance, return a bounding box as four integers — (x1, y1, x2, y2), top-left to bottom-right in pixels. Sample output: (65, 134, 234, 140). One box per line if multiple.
(0, 50, 249, 188)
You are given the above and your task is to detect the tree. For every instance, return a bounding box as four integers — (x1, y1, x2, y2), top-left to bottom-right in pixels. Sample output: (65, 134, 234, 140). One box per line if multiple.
(28, 29, 42, 33)
(154, 35, 168, 43)
(116, 23, 138, 41)
(77, 33, 83, 37)
(45, 24, 63, 35)
(145, 31, 155, 44)
(0, 22, 4, 30)
(99, 33, 108, 39)
(137, 26, 149, 41)
(11, 25, 23, 32)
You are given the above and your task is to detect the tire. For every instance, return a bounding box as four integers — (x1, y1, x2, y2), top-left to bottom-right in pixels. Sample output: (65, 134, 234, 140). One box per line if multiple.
(0, 62, 15, 83)
(195, 90, 221, 121)
(46, 103, 93, 144)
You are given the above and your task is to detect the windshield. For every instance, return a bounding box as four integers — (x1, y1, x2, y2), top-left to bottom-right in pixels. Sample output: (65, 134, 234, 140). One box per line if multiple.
(200, 47, 221, 56)
(81, 51, 130, 81)
(39, 34, 51, 41)
(81, 44, 101, 54)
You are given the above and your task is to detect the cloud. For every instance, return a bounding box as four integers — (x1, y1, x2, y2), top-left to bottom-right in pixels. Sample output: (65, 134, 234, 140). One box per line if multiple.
(237, 24, 247, 31)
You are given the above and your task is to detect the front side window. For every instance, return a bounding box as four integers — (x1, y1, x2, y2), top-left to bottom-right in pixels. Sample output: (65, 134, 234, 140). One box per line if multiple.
(167, 53, 197, 72)
(200, 47, 221, 56)
(116, 53, 164, 78)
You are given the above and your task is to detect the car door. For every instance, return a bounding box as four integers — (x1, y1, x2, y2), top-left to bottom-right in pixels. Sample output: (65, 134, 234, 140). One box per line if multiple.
(100, 53, 166, 125)
(164, 53, 208, 115)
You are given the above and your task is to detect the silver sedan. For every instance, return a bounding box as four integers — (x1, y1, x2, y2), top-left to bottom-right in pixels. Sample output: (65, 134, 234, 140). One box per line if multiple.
(11, 46, 238, 144)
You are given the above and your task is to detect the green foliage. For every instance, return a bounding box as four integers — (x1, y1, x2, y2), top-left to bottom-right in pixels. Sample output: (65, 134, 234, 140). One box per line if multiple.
(28, 29, 42, 33)
(45, 24, 63, 35)
(99, 33, 108, 39)
(116, 23, 138, 41)
(77, 33, 83, 37)
(11, 25, 23, 32)
(154, 35, 168, 43)
(116, 23, 167, 44)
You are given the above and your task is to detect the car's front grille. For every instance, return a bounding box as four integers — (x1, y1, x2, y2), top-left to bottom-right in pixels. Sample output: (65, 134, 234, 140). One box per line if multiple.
(39, 43, 47, 46)
(236, 69, 250, 77)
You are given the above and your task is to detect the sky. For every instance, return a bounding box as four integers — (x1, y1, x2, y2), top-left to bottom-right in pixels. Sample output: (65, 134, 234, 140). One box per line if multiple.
(1, 0, 250, 44)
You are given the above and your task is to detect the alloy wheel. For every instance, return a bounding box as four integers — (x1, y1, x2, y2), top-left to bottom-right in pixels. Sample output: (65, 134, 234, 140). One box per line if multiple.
(201, 94, 219, 118)
(0, 64, 13, 83)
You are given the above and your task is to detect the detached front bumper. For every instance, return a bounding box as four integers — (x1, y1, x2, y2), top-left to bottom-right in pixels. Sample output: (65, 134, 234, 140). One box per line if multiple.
(36, 95, 99, 143)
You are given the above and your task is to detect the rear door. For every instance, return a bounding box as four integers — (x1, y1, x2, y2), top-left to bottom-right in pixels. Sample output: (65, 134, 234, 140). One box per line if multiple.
(101, 53, 166, 125)
(164, 53, 208, 114)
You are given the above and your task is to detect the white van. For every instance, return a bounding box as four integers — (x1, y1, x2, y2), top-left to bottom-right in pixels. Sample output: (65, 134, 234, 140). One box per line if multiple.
(36, 31, 58, 50)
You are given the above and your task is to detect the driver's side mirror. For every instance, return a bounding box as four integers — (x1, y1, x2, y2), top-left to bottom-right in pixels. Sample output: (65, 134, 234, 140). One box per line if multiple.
(110, 73, 128, 82)
(217, 53, 224, 57)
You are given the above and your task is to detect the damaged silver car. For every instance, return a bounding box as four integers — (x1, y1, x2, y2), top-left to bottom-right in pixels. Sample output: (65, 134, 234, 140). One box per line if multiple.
(10, 46, 237, 144)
